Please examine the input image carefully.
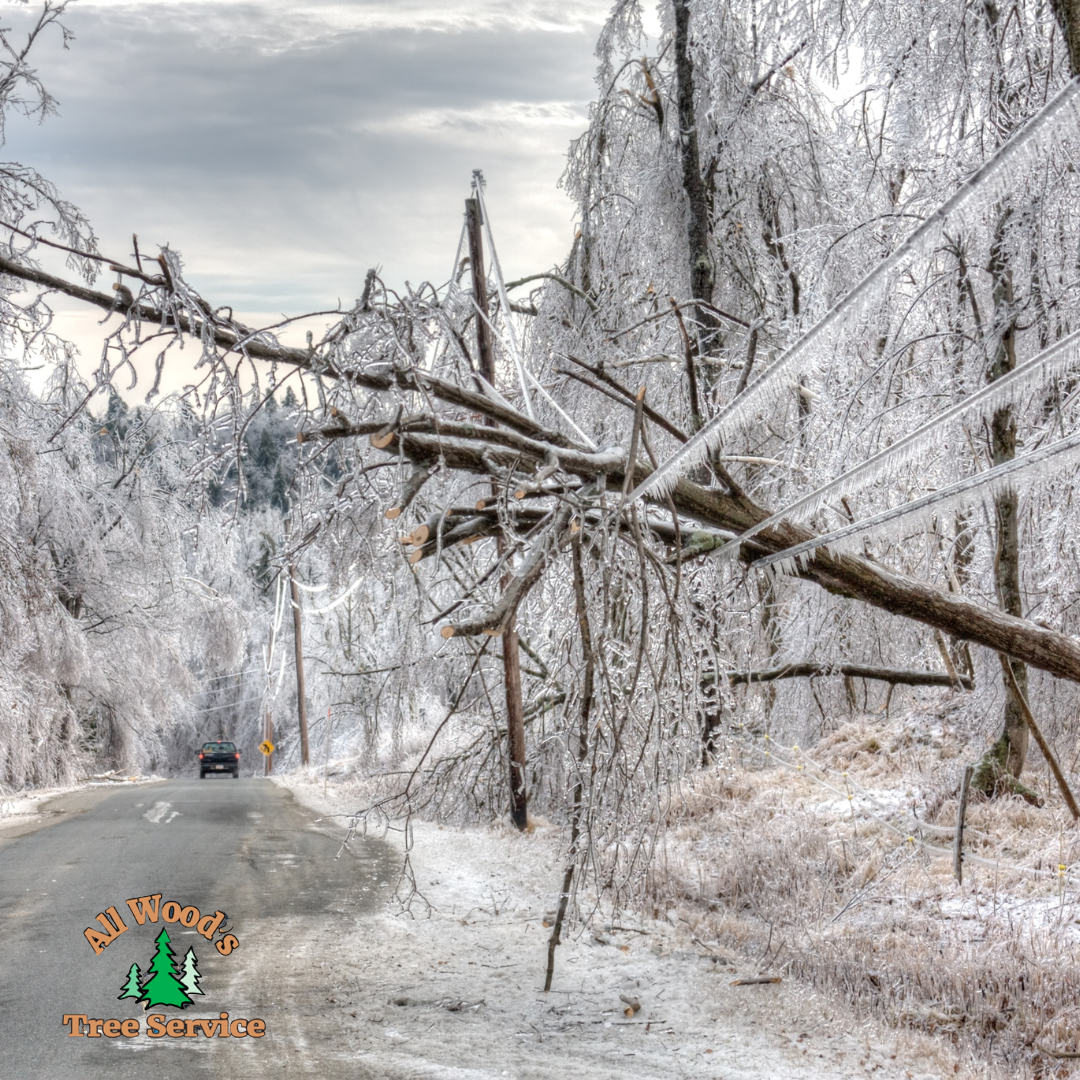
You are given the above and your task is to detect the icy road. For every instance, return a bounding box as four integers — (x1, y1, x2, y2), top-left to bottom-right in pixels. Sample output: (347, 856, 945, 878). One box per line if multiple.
(0, 777, 395, 1079)
(0, 775, 959, 1079)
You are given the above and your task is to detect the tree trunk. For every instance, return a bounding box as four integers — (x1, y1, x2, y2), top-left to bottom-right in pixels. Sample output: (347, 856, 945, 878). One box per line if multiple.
(1051, 0, 1080, 76)
(967, 0, 1074, 793)
(379, 424, 1080, 685)
(672, 0, 720, 357)
(968, 215, 1032, 796)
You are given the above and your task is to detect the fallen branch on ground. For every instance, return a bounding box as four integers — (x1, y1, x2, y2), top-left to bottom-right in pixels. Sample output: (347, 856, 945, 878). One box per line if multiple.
(714, 663, 973, 689)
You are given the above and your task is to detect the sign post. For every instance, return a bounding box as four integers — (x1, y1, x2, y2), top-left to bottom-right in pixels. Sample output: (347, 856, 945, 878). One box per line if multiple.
(260, 712, 274, 775)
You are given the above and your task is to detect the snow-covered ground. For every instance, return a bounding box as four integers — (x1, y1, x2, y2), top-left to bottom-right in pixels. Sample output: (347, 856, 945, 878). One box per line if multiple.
(0, 771, 164, 832)
(261, 772, 968, 1080)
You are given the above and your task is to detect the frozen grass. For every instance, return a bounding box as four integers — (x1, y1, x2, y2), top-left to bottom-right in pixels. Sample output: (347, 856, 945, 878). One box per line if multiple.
(648, 710, 1080, 1078)
(292, 702, 1080, 1076)
(276, 768, 969, 1080)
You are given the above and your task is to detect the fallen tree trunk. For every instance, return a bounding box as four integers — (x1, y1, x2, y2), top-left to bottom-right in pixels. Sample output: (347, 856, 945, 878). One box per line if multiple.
(382, 428, 1080, 685)
(719, 663, 973, 689)
(10, 255, 1080, 685)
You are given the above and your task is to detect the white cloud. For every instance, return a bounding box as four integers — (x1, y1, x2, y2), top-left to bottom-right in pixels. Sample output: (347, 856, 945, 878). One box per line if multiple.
(356, 100, 589, 140)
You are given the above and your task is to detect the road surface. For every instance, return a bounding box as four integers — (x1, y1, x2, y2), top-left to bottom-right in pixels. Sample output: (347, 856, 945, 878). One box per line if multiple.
(0, 777, 396, 1079)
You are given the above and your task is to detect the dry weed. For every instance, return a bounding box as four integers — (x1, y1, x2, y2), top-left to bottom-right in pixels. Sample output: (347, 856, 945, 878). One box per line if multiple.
(651, 714, 1080, 1079)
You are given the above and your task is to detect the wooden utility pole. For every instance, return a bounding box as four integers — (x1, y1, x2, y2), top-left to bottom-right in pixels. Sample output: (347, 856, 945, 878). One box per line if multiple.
(466, 198, 496, 388)
(502, 614, 528, 830)
(466, 195, 528, 831)
(289, 562, 310, 765)
(323, 705, 333, 798)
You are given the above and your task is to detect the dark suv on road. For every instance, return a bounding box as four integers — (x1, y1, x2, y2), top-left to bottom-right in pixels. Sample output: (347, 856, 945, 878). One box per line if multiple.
(199, 741, 240, 779)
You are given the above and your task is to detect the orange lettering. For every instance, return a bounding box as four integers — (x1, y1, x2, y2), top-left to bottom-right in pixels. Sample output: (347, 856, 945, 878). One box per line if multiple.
(102, 1020, 122, 1038)
(146, 1014, 167, 1038)
(165, 1018, 185, 1037)
(124, 894, 162, 925)
(161, 901, 182, 923)
(179, 905, 200, 927)
(215, 934, 239, 956)
(83, 928, 111, 955)
(197, 910, 225, 940)
(101, 906, 128, 935)
(83, 907, 128, 954)
(121, 1019, 140, 1037)
(230, 1019, 247, 1037)
(246, 1018, 265, 1037)
(62, 1014, 88, 1036)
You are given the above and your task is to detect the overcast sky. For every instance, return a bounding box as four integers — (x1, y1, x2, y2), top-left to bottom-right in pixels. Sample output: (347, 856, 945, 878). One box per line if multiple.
(1, 0, 615, 371)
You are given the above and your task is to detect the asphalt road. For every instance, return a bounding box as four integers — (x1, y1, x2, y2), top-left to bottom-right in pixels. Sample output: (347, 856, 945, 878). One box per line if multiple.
(0, 777, 396, 1080)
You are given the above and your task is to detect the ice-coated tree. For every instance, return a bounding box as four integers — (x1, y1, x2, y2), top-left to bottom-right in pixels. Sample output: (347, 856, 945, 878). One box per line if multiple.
(541, 0, 1080, 802)
(8, 1, 1080, 836)
(8, 0, 1080, 922)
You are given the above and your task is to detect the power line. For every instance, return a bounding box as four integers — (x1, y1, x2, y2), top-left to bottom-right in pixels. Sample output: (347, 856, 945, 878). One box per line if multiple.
(194, 668, 261, 686)
(197, 695, 263, 714)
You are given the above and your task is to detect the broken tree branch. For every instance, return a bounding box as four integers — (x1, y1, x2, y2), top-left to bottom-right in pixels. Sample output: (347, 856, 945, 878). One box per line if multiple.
(18, 250, 1080, 688)
(998, 652, 1080, 820)
(441, 506, 573, 637)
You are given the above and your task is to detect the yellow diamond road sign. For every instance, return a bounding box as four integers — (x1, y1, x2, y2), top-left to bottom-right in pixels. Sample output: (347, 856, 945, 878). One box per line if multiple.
(259, 740, 274, 756)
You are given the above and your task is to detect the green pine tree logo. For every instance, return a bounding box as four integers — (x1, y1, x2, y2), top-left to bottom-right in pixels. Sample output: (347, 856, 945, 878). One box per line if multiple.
(179, 947, 204, 998)
(136, 928, 193, 1010)
(118, 963, 142, 1001)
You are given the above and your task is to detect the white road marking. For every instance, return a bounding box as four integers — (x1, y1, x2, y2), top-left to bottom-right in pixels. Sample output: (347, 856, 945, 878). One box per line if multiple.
(143, 801, 180, 824)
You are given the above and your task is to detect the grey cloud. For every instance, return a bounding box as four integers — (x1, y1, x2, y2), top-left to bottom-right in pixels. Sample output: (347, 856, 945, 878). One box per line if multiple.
(4, 2, 601, 311)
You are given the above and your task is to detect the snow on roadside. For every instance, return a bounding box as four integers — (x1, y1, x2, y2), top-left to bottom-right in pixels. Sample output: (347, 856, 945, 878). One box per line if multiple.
(270, 771, 967, 1080)
(0, 773, 165, 831)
